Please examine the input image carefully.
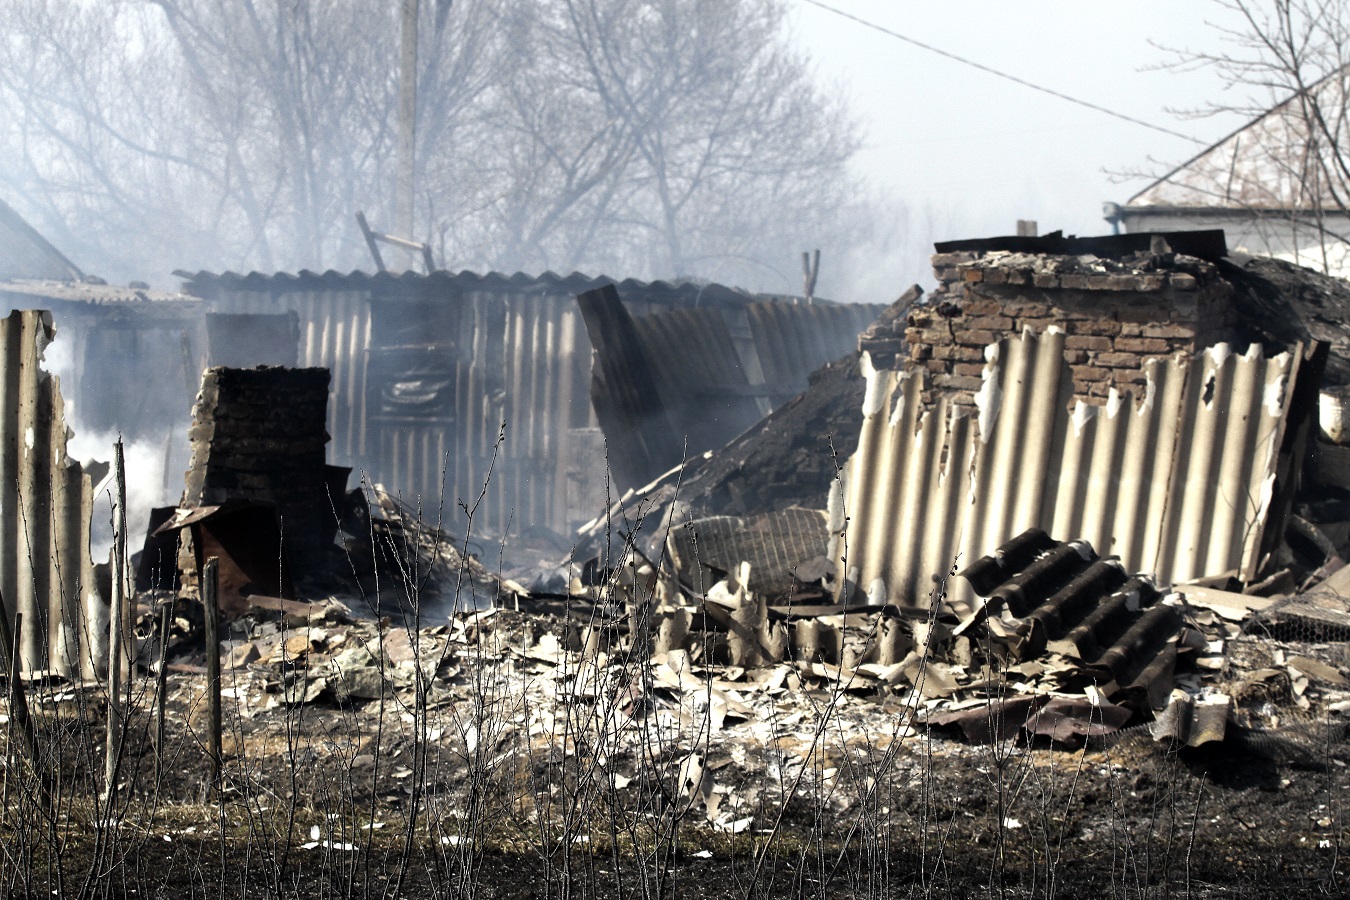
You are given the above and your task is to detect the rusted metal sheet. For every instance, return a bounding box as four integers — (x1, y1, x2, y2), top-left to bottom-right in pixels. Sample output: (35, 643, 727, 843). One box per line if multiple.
(0, 310, 105, 677)
(156, 501, 295, 620)
(832, 329, 1309, 611)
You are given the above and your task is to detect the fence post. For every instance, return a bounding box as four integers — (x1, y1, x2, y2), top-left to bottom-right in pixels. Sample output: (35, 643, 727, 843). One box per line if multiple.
(103, 439, 129, 805)
(0, 606, 41, 786)
(202, 557, 222, 791)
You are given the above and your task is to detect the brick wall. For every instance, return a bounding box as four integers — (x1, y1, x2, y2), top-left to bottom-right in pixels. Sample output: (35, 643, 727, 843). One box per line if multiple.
(183, 366, 332, 575)
(865, 249, 1237, 406)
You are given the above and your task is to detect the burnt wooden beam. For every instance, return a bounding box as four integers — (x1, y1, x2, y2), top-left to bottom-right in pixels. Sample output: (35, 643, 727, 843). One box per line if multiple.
(576, 284, 682, 490)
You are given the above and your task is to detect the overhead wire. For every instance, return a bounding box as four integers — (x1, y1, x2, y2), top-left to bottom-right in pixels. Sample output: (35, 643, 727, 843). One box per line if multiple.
(799, 0, 1209, 146)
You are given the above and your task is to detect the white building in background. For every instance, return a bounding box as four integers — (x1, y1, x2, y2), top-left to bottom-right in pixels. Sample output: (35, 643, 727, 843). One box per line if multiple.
(1105, 70, 1350, 276)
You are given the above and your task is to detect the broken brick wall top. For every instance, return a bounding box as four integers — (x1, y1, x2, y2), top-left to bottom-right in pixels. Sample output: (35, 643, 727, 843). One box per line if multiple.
(877, 248, 1238, 405)
(184, 366, 331, 573)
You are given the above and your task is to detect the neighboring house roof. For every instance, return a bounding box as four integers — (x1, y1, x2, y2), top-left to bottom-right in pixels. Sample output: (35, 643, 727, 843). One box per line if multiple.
(1128, 70, 1349, 211)
(176, 268, 813, 308)
(0, 197, 83, 282)
(0, 278, 198, 307)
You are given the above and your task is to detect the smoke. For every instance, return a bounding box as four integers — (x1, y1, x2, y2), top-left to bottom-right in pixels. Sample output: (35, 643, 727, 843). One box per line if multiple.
(67, 429, 174, 562)
(43, 329, 178, 561)
(825, 194, 958, 304)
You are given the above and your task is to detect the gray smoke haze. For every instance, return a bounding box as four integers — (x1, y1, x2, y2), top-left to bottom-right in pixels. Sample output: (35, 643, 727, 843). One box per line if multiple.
(0, 0, 939, 302)
(43, 332, 178, 560)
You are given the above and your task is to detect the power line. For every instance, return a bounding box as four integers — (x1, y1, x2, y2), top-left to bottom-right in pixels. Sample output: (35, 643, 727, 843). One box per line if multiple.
(799, 0, 1209, 146)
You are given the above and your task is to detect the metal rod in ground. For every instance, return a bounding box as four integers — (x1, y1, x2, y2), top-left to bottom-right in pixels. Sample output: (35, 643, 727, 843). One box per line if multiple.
(202, 556, 222, 791)
(103, 439, 129, 805)
(0, 605, 42, 782)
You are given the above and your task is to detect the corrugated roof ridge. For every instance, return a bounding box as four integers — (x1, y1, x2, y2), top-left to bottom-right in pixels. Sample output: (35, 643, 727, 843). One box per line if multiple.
(176, 267, 816, 304)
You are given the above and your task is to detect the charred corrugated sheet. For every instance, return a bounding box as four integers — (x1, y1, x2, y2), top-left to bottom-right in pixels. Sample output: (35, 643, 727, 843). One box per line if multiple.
(832, 329, 1312, 611)
(182, 269, 878, 539)
(588, 297, 884, 490)
(932, 229, 1229, 262)
(957, 529, 1182, 708)
(577, 285, 683, 492)
(0, 310, 106, 677)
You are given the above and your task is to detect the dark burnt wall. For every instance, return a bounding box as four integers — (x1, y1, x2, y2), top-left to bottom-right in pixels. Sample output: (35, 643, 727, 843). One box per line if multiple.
(184, 366, 331, 573)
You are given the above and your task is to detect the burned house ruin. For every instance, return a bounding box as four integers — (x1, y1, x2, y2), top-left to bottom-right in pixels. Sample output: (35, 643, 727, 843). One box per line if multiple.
(177, 269, 881, 540)
(835, 230, 1331, 613)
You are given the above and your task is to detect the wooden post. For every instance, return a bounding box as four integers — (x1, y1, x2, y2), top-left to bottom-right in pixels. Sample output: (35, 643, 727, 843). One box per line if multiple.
(0, 605, 40, 778)
(154, 593, 175, 785)
(801, 249, 820, 304)
(202, 557, 223, 791)
(356, 211, 387, 272)
(103, 439, 129, 804)
(397, 0, 419, 241)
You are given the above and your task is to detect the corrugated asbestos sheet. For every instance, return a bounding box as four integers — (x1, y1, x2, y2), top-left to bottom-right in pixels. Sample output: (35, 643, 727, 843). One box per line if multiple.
(587, 298, 885, 488)
(0, 310, 104, 676)
(633, 301, 883, 419)
(193, 284, 575, 538)
(0, 283, 203, 443)
(831, 328, 1308, 612)
(174, 268, 802, 307)
(197, 288, 372, 467)
(183, 270, 878, 538)
(956, 528, 1182, 708)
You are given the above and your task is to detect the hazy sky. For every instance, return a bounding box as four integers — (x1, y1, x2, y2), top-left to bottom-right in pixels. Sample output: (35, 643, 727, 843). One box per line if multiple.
(788, 1, 1253, 299)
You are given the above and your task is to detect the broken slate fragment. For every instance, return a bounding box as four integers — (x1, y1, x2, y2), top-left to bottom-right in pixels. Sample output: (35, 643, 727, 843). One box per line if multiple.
(329, 645, 386, 701)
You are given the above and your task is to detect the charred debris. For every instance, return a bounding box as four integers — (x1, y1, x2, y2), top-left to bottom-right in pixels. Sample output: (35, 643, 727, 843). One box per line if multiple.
(7, 229, 1350, 766)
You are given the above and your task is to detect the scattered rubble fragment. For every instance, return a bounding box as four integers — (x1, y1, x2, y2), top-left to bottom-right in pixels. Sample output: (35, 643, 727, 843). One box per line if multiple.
(151, 506, 1345, 776)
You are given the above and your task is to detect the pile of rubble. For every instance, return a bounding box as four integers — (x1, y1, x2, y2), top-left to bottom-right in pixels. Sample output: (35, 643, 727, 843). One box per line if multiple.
(152, 499, 1350, 769)
(113, 232, 1350, 782)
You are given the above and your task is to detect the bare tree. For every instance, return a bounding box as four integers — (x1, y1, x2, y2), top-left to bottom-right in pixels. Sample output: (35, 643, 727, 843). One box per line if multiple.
(1149, 0, 1350, 271)
(0, 0, 500, 281)
(479, 0, 862, 288)
(0, 0, 864, 294)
